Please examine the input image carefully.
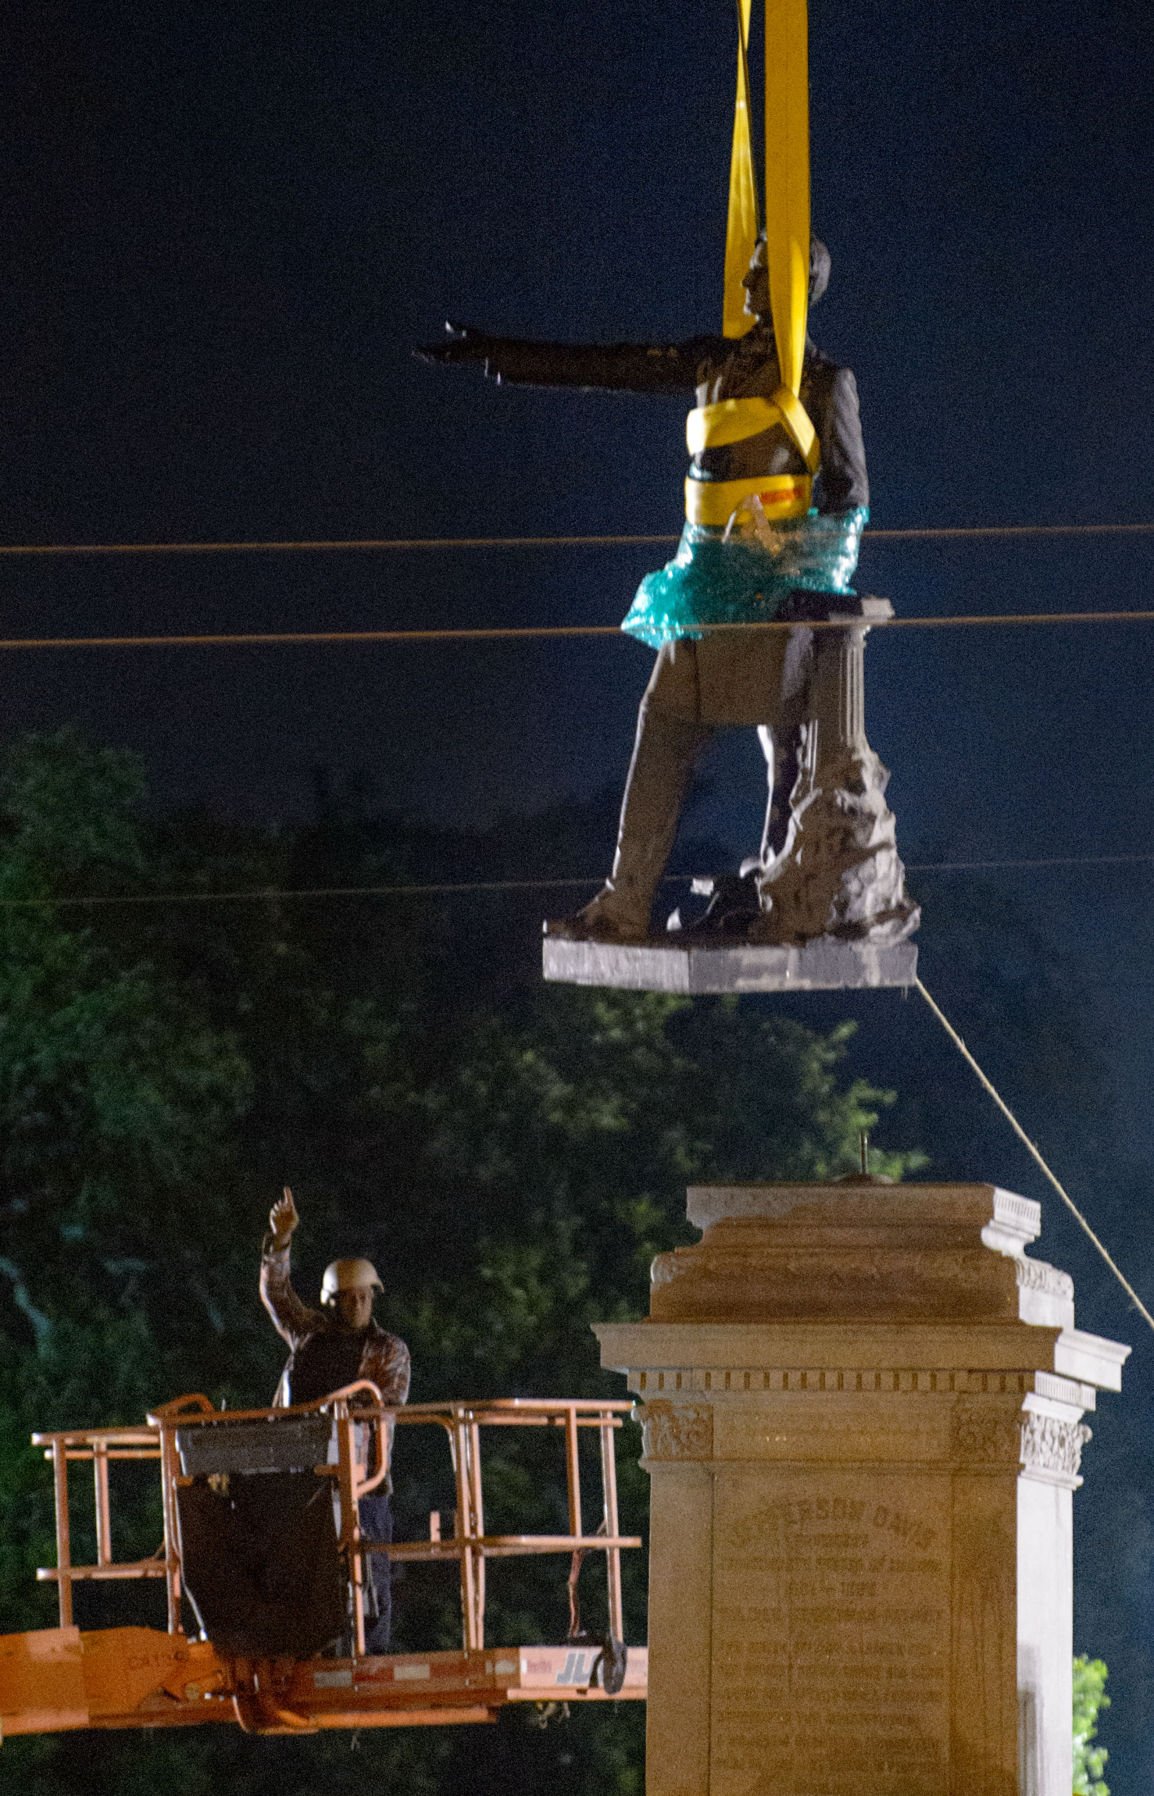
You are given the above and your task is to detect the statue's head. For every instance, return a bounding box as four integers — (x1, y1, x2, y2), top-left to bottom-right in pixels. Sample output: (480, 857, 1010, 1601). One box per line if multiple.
(808, 237, 831, 306)
(743, 235, 831, 319)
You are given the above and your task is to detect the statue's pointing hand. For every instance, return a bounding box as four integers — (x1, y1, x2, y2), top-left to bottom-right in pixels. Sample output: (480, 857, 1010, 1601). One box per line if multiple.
(413, 322, 494, 368)
(269, 1186, 300, 1250)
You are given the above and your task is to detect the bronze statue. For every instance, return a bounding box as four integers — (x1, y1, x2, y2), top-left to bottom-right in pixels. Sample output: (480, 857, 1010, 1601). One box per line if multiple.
(419, 235, 917, 951)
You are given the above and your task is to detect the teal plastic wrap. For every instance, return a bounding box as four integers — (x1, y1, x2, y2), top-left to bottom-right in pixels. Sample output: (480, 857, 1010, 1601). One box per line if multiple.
(621, 506, 868, 649)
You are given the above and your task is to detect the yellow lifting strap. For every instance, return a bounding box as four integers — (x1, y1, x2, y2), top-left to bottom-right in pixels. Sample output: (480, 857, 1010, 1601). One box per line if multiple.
(722, 0, 757, 341)
(685, 471, 812, 529)
(710, 1, 819, 484)
(685, 386, 819, 471)
(763, 0, 812, 404)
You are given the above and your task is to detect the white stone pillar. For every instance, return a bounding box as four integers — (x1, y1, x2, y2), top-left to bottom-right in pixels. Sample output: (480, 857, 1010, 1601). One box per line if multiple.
(595, 1180, 1128, 1796)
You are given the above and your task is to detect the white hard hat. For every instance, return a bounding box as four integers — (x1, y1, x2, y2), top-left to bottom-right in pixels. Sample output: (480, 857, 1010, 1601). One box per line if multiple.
(320, 1257, 383, 1305)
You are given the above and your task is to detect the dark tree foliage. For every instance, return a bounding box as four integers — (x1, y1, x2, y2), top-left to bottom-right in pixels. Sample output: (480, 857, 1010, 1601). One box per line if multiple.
(0, 732, 923, 1795)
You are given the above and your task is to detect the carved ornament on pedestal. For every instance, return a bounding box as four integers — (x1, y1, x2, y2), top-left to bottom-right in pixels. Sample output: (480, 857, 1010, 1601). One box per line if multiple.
(635, 1400, 714, 1462)
(1020, 1414, 1092, 1486)
(949, 1397, 1025, 1465)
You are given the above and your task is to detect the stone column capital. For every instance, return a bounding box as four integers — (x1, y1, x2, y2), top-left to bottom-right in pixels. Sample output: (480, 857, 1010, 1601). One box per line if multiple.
(634, 1398, 714, 1464)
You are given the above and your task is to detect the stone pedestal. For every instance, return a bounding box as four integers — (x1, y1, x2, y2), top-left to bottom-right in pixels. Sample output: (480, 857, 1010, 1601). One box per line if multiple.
(595, 1180, 1129, 1796)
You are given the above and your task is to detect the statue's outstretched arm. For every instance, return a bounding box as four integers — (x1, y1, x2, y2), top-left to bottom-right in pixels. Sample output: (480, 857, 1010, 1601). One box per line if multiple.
(415, 322, 717, 395)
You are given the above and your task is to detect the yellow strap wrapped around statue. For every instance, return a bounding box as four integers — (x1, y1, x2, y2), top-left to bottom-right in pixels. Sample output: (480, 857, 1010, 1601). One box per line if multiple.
(685, 388, 819, 471)
(722, 0, 757, 340)
(684, 472, 812, 529)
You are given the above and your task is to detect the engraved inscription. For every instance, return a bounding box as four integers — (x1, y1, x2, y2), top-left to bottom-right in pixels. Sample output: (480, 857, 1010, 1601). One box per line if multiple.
(710, 1474, 949, 1795)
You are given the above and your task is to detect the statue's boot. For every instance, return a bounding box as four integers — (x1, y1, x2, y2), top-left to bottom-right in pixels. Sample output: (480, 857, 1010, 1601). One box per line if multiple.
(667, 872, 761, 938)
(546, 707, 708, 941)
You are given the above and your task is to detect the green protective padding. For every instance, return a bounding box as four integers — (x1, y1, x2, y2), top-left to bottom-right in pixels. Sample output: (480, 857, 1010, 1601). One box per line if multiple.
(621, 506, 868, 649)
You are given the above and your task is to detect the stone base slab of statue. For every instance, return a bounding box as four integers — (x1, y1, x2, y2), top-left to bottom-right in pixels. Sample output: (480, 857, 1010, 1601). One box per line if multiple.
(543, 933, 917, 992)
(595, 1180, 1129, 1796)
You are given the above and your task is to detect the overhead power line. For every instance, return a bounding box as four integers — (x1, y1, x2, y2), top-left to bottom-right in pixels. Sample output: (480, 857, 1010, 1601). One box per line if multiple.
(1, 849, 1151, 909)
(0, 522, 1152, 558)
(5, 609, 1154, 652)
(907, 851, 1154, 873)
(0, 535, 679, 558)
(916, 977, 1154, 1335)
(0, 878, 605, 909)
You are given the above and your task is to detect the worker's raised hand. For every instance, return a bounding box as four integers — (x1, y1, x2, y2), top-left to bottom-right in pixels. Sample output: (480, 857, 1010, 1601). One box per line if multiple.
(269, 1186, 300, 1249)
(413, 321, 494, 366)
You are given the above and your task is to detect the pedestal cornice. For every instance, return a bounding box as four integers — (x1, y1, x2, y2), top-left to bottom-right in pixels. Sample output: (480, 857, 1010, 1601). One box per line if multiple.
(595, 1318, 1068, 1376)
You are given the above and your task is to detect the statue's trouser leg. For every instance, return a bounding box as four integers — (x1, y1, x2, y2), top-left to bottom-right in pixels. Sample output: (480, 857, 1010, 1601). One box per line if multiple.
(756, 723, 803, 865)
(750, 626, 813, 901)
(598, 699, 711, 932)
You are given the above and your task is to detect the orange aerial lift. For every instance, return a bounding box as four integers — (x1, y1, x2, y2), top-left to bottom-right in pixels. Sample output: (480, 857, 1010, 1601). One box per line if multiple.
(0, 1384, 646, 1738)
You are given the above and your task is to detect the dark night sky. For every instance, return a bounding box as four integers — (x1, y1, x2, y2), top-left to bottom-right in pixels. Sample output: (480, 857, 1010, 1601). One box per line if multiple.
(5, 2, 1153, 1076)
(4, 1, 1152, 823)
(5, 0, 1154, 1771)
(1, 0, 1151, 839)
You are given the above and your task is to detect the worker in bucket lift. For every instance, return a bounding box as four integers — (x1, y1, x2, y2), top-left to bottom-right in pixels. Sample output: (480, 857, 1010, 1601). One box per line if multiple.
(261, 1187, 411, 1653)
